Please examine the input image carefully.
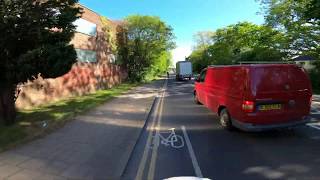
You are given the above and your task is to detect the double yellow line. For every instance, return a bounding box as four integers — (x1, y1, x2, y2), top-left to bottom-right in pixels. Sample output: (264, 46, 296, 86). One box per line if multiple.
(135, 78, 168, 180)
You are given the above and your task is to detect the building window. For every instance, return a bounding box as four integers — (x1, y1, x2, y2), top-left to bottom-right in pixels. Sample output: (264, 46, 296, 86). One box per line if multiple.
(73, 18, 97, 36)
(75, 49, 97, 63)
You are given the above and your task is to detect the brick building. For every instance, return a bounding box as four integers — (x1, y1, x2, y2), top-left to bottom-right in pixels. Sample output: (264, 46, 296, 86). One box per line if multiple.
(16, 4, 127, 109)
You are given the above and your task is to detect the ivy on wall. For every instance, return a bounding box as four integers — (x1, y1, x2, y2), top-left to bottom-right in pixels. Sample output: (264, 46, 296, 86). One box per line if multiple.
(101, 16, 118, 55)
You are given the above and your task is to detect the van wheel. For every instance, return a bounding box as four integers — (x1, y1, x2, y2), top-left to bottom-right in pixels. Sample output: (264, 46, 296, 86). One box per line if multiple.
(220, 109, 234, 130)
(194, 92, 201, 105)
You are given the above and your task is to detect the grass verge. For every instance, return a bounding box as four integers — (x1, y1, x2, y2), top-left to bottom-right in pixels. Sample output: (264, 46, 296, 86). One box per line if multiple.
(0, 83, 138, 152)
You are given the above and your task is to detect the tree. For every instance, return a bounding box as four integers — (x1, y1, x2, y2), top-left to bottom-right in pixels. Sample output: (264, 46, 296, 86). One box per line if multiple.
(0, 0, 82, 125)
(260, 0, 320, 92)
(302, 0, 320, 61)
(260, 0, 320, 57)
(117, 15, 175, 82)
(188, 31, 215, 73)
(188, 48, 211, 73)
(304, 0, 320, 22)
(193, 31, 215, 50)
(189, 22, 287, 72)
(211, 22, 287, 61)
(303, 0, 320, 92)
(146, 51, 172, 79)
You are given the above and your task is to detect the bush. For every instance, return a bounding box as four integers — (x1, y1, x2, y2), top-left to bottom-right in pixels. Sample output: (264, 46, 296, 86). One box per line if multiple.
(309, 70, 320, 94)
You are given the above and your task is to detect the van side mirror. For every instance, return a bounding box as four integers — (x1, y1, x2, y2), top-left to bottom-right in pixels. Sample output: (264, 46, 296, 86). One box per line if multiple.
(195, 77, 200, 82)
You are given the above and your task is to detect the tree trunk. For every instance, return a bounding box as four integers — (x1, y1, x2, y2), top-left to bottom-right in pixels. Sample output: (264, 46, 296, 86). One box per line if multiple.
(0, 84, 17, 125)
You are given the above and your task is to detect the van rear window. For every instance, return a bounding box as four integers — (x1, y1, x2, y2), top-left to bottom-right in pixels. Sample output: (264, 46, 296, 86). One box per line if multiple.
(250, 67, 291, 93)
(288, 67, 310, 91)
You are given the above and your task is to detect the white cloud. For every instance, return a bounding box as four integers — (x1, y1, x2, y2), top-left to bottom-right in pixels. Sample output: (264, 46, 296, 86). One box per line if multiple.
(171, 44, 192, 66)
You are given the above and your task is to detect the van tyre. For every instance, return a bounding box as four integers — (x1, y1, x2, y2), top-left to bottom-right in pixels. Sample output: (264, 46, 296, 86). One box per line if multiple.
(194, 91, 201, 105)
(220, 109, 234, 130)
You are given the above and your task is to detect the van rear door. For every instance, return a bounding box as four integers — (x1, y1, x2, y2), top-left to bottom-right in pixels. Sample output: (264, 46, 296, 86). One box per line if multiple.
(248, 65, 311, 124)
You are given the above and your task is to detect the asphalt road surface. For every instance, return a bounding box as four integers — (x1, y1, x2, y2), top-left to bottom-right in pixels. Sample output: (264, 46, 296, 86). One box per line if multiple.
(123, 76, 320, 180)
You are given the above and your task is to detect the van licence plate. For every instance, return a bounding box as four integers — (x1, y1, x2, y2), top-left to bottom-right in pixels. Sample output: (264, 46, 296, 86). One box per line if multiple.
(259, 104, 282, 111)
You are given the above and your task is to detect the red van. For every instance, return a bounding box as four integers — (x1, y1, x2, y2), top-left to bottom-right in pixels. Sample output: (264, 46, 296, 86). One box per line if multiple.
(194, 64, 312, 131)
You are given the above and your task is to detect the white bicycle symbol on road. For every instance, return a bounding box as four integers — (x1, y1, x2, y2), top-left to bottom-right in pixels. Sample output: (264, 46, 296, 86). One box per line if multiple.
(152, 128, 185, 149)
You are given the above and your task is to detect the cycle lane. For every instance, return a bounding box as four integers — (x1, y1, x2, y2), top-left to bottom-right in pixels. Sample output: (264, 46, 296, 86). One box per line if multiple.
(124, 76, 320, 180)
(122, 77, 201, 180)
(145, 77, 211, 179)
(151, 80, 200, 179)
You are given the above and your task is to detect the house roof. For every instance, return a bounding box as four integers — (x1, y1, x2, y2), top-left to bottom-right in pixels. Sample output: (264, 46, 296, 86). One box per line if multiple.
(293, 55, 316, 61)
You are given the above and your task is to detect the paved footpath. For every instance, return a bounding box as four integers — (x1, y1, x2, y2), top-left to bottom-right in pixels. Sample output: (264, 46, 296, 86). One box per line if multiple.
(0, 79, 164, 180)
(312, 94, 320, 113)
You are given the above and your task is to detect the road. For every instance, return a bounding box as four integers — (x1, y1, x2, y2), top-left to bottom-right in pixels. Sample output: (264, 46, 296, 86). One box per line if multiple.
(123, 76, 320, 180)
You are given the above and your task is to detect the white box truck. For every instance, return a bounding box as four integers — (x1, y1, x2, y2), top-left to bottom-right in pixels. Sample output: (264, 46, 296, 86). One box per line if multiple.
(176, 61, 192, 80)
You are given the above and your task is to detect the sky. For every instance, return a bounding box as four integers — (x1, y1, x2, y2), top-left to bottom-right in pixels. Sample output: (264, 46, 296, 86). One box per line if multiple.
(79, 0, 265, 64)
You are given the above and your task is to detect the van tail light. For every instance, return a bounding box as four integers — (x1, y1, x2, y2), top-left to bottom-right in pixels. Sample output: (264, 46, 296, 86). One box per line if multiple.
(242, 101, 255, 113)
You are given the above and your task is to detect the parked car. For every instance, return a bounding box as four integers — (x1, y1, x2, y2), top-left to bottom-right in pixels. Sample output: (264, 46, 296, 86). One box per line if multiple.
(194, 64, 312, 131)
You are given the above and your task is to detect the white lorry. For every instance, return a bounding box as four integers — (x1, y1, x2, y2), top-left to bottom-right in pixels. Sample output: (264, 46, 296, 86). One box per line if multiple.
(176, 61, 192, 80)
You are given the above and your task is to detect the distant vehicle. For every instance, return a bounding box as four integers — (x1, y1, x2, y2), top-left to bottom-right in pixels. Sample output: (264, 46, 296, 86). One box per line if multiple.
(176, 61, 192, 81)
(194, 64, 312, 132)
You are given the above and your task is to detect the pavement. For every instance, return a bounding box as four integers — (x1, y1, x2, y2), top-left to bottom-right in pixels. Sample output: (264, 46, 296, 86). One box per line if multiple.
(0, 79, 164, 180)
(313, 94, 320, 101)
(312, 95, 320, 113)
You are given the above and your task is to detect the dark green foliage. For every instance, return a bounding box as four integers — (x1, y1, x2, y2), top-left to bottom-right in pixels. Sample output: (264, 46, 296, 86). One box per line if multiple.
(189, 22, 287, 73)
(117, 15, 175, 82)
(237, 48, 287, 62)
(188, 48, 212, 73)
(190, 1, 320, 76)
(305, 0, 320, 21)
(310, 58, 320, 93)
(0, 0, 81, 83)
(309, 70, 320, 93)
(260, 0, 320, 57)
(0, 0, 82, 124)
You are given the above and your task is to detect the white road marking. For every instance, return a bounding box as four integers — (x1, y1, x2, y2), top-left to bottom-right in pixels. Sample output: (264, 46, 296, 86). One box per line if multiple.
(135, 97, 160, 180)
(310, 136, 320, 140)
(307, 116, 320, 130)
(311, 118, 317, 121)
(148, 79, 167, 180)
(313, 101, 320, 105)
(307, 117, 320, 130)
(165, 177, 211, 180)
(308, 124, 320, 130)
(135, 80, 168, 180)
(135, 79, 167, 180)
(182, 126, 203, 178)
(155, 128, 185, 149)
